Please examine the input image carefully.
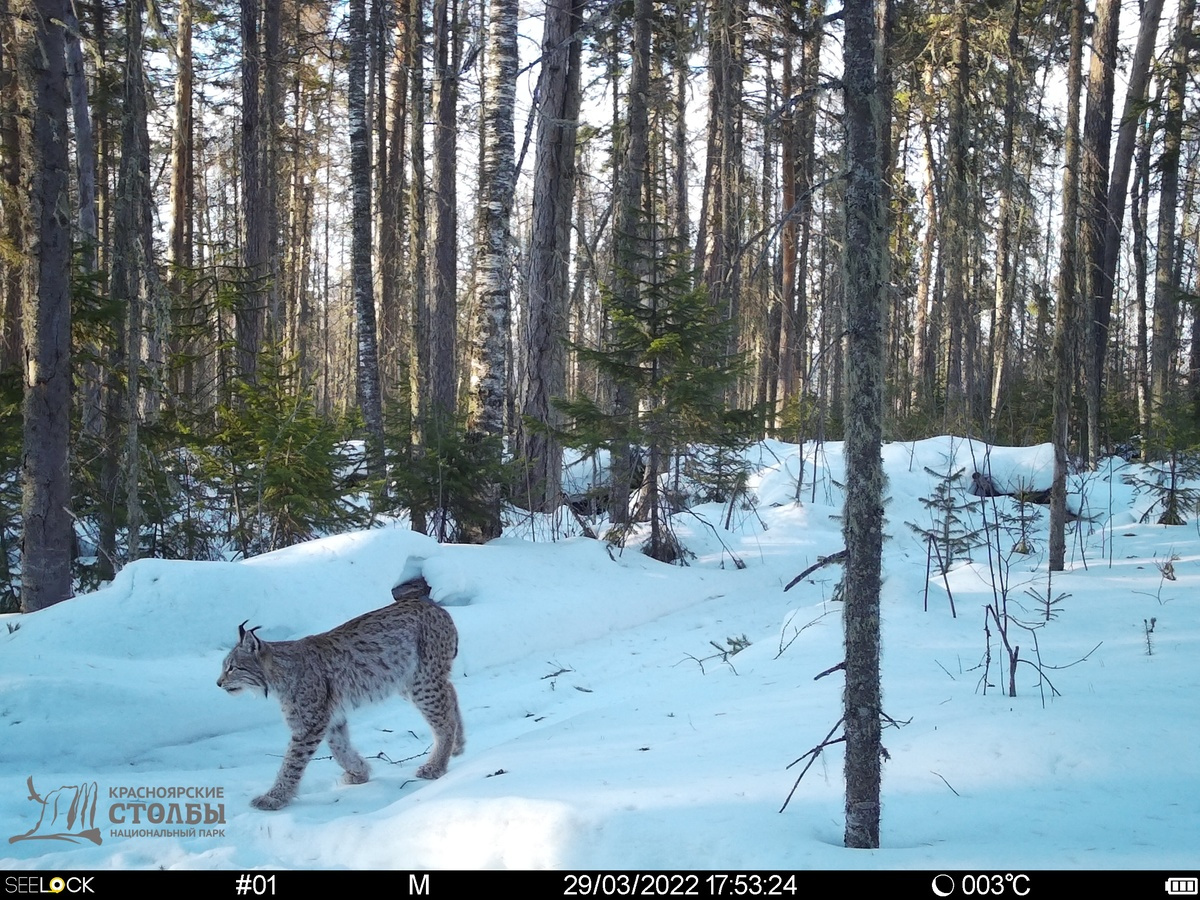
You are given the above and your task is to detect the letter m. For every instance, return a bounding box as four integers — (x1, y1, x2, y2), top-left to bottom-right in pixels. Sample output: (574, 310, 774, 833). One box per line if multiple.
(408, 874, 430, 895)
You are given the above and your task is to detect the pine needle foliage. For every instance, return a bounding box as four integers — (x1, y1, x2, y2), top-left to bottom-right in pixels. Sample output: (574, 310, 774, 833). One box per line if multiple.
(555, 242, 760, 561)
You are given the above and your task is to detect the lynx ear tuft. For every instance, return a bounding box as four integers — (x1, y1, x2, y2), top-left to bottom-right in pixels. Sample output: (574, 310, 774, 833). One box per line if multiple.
(238, 621, 264, 649)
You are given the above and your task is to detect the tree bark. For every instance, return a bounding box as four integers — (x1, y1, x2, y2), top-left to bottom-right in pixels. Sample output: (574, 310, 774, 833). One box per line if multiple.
(517, 0, 583, 513)
(1149, 0, 1195, 425)
(1079, 0, 1120, 463)
(428, 0, 459, 420)
(239, 0, 266, 380)
(841, 0, 885, 850)
(607, 0, 652, 528)
(167, 0, 194, 399)
(18, 0, 74, 611)
(464, 0, 518, 538)
(1049, 0, 1084, 572)
(349, 0, 386, 476)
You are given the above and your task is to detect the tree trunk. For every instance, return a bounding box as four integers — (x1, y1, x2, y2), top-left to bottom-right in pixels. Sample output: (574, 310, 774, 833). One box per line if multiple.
(239, 0, 266, 380)
(517, 0, 583, 514)
(463, 0, 518, 539)
(1079, 0, 1120, 463)
(407, 0, 429, 535)
(349, 0, 386, 477)
(167, 0, 194, 400)
(841, 0, 885, 850)
(428, 0, 459, 420)
(988, 0, 1021, 421)
(1049, 0, 1084, 572)
(698, 0, 746, 355)
(1097, 0, 1163, 429)
(1149, 0, 1195, 426)
(0, 0, 23, 372)
(942, 0, 970, 423)
(110, 0, 159, 566)
(608, 0, 652, 528)
(19, 0, 74, 612)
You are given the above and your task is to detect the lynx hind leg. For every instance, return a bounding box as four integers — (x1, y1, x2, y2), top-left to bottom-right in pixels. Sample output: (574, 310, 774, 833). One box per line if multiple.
(411, 677, 459, 779)
(449, 681, 465, 755)
(328, 717, 370, 785)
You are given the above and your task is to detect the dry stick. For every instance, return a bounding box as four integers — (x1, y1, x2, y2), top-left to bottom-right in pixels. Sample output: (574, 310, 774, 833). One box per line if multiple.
(783, 548, 847, 592)
(813, 660, 846, 680)
(780, 717, 845, 813)
(922, 533, 933, 612)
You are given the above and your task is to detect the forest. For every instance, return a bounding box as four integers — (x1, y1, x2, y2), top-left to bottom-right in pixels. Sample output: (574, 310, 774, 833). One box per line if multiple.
(2, 0, 1198, 616)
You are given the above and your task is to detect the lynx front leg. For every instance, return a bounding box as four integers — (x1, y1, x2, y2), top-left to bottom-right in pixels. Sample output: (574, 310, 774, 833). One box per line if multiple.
(252, 727, 325, 810)
(328, 718, 370, 785)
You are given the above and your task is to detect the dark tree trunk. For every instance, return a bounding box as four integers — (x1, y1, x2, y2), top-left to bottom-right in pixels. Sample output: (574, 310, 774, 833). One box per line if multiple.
(1079, 0, 1120, 462)
(1149, 0, 1195, 424)
(349, 0, 385, 477)
(841, 0, 885, 850)
(1049, 0, 1085, 572)
(608, 0, 652, 528)
(518, 0, 583, 514)
(19, 0, 74, 611)
(428, 0, 459, 420)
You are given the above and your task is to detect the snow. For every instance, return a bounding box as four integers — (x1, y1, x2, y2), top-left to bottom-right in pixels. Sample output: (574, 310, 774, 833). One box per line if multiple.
(2, 436, 1197, 870)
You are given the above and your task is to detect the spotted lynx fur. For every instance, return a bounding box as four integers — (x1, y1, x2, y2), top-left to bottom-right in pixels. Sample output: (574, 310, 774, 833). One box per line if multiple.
(217, 598, 464, 810)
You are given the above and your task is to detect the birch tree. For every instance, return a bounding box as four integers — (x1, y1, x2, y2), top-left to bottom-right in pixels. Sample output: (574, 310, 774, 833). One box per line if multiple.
(464, 0, 518, 538)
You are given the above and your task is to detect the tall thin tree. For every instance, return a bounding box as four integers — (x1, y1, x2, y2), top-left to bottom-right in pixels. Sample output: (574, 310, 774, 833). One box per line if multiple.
(464, 0, 518, 539)
(841, 0, 885, 849)
(18, 0, 73, 611)
(349, 0, 386, 476)
(518, 0, 584, 513)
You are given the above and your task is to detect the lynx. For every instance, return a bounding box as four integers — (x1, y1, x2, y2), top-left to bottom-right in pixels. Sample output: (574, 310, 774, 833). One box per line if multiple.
(217, 598, 464, 810)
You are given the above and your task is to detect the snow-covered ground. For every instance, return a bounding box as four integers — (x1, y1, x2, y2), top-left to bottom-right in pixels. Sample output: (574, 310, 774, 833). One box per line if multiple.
(2, 436, 1197, 869)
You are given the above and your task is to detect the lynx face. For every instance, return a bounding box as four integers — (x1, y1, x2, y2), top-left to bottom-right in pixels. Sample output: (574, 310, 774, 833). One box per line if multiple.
(216, 622, 270, 697)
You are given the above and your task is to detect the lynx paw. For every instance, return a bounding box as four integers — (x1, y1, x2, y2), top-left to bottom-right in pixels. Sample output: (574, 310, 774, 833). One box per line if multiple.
(250, 793, 289, 811)
(342, 770, 369, 785)
(415, 762, 446, 779)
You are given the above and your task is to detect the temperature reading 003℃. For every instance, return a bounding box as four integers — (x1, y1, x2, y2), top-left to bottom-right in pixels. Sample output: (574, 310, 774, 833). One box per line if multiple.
(931, 873, 1031, 897)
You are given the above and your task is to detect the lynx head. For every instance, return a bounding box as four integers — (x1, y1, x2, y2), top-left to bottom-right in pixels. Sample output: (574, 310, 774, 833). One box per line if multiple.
(217, 621, 269, 697)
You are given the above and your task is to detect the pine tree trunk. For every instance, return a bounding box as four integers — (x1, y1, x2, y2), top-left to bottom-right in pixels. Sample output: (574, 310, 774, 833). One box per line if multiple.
(239, 0, 266, 380)
(942, 0, 970, 422)
(1149, 0, 1195, 425)
(19, 0, 74, 612)
(0, 0, 23, 372)
(111, 0, 158, 566)
(349, 0, 385, 477)
(1049, 0, 1084, 572)
(167, 0, 194, 400)
(841, 0, 885, 850)
(429, 0, 458, 421)
(988, 0, 1021, 421)
(1079, 0, 1120, 462)
(1098, 0, 1162, 424)
(518, 0, 582, 514)
(407, 0, 429, 535)
(608, 0, 652, 528)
